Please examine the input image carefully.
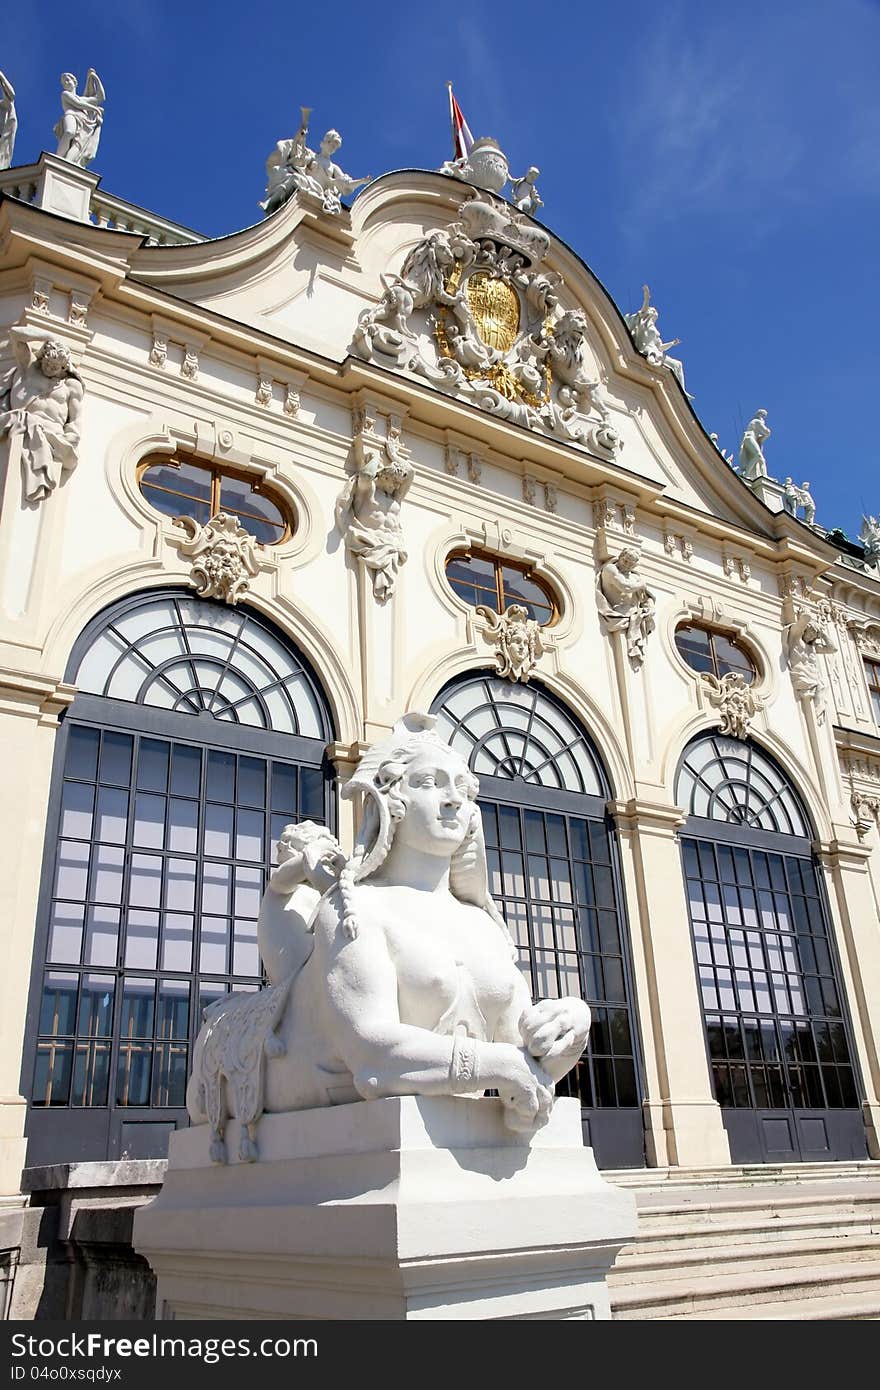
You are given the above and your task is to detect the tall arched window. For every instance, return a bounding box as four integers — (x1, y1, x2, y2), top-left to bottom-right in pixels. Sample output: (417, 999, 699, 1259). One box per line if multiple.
(432, 674, 643, 1168)
(25, 591, 335, 1165)
(677, 733, 866, 1163)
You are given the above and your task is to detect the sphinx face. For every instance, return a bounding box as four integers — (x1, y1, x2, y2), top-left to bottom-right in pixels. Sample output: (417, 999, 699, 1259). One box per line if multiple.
(394, 749, 475, 859)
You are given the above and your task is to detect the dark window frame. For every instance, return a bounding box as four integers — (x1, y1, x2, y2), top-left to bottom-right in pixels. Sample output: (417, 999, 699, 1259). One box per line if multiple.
(674, 621, 758, 684)
(23, 590, 335, 1164)
(444, 548, 559, 626)
(864, 657, 880, 725)
(137, 453, 294, 546)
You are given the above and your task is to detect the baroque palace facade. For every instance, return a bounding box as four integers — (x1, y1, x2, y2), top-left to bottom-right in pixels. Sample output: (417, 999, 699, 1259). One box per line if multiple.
(1, 111, 880, 1314)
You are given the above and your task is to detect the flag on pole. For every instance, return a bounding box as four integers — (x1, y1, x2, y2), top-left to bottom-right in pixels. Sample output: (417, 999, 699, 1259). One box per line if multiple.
(447, 82, 474, 162)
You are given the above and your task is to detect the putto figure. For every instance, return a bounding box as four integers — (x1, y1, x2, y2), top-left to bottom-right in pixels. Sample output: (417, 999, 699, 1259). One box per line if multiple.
(738, 409, 771, 482)
(624, 285, 686, 391)
(0, 327, 84, 503)
(261, 106, 370, 217)
(186, 713, 592, 1161)
(0, 70, 17, 171)
(596, 548, 656, 668)
(54, 69, 105, 168)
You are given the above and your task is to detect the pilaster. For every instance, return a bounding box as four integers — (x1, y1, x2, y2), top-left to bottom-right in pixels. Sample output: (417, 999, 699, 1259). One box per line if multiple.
(609, 797, 731, 1168)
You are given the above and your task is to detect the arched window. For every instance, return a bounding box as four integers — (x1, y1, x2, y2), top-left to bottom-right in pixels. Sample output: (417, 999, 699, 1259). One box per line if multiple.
(26, 590, 334, 1166)
(138, 454, 293, 545)
(445, 551, 558, 625)
(676, 733, 866, 1164)
(674, 623, 757, 684)
(432, 674, 643, 1168)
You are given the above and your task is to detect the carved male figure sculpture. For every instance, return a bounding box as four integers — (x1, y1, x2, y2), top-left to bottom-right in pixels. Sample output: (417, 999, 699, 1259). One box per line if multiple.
(186, 713, 592, 1162)
(783, 478, 816, 526)
(739, 409, 771, 482)
(0, 70, 17, 170)
(54, 70, 105, 168)
(261, 108, 370, 217)
(511, 166, 543, 216)
(596, 548, 656, 667)
(335, 419, 413, 602)
(784, 609, 835, 709)
(0, 328, 84, 503)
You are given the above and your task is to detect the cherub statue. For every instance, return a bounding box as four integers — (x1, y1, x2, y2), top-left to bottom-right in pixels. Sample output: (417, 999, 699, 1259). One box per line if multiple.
(54, 69, 105, 168)
(510, 166, 543, 217)
(186, 713, 592, 1161)
(0, 327, 84, 503)
(258, 822, 346, 987)
(261, 108, 370, 217)
(738, 409, 771, 482)
(0, 70, 17, 171)
(335, 417, 414, 602)
(624, 285, 685, 391)
(596, 548, 656, 668)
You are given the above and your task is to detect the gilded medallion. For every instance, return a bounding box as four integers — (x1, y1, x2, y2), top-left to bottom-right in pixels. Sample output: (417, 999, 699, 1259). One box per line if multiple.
(465, 272, 520, 353)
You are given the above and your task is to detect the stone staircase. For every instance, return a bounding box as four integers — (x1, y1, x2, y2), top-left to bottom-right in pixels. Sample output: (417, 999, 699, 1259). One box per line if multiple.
(606, 1162, 880, 1320)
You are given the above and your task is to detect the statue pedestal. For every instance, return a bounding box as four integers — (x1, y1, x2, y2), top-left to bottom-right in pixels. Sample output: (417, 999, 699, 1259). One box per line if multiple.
(133, 1096, 636, 1321)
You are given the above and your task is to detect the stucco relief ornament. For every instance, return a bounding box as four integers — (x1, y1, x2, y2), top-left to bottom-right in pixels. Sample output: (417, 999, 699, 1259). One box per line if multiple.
(851, 790, 880, 842)
(260, 106, 370, 217)
(53, 69, 105, 168)
(185, 713, 591, 1160)
(738, 409, 771, 482)
(0, 327, 84, 504)
(596, 549, 656, 669)
(784, 608, 836, 719)
(477, 603, 544, 682)
(624, 285, 687, 393)
(174, 512, 265, 605)
(0, 70, 18, 170)
(335, 413, 413, 602)
(701, 672, 763, 740)
(352, 194, 617, 454)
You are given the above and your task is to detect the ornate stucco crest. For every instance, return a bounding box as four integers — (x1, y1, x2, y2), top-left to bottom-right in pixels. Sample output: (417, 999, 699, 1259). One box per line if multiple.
(477, 604, 544, 682)
(174, 512, 265, 605)
(352, 194, 618, 455)
(335, 410, 413, 603)
(850, 789, 880, 842)
(784, 606, 836, 720)
(701, 671, 763, 740)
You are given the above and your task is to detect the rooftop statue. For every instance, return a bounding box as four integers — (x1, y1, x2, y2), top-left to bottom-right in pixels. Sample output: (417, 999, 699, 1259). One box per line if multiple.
(861, 515, 880, 567)
(439, 136, 544, 216)
(0, 70, 17, 171)
(782, 478, 816, 526)
(54, 69, 105, 168)
(260, 106, 370, 217)
(624, 285, 686, 391)
(510, 166, 543, 217)
(0, 326, 84, 504)
(186, 714, 592, 1162)
(738, 408, 771, 482)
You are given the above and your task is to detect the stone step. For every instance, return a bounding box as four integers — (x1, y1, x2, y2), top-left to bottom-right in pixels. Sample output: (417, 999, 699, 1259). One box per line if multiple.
(623, 1215, 880, 1259)
(611, 1258, 880, 1319)
(658, 1289, 880, 1320)
(634, 1188, 880, 1229)
(609, 1161, 880, 1191)
(610, 1233, 880, 1285)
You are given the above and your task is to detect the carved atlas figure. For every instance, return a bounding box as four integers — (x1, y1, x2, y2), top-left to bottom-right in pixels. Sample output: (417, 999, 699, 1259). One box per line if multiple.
(186, 714, 591, 1162)
(0, 326, 84, 503)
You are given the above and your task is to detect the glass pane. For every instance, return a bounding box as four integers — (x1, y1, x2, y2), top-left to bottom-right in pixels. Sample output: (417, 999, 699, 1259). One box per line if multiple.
(124, 910, 159, 969)
(66, 726, 100, 781)
(120, 978, 155, 1038)
(157, 980, 190, 1039)
(84, 906, 119, 966)
(137, 739, 169, 794)
(129, 854, 162, 909)
(170, 745, 201, 798)
(78, 975, 115, 1036)
(133, 793, 165, 849)
(166, 859, 196, 912)
(92, 843, 125, 905)
(60, 782, 94, 839)
(95, 787, 128, 844)
(204, 803, 234, 857)
(235, 809, 264, 861)
(168, 798, 198, 853)
(206, 750, 235, 802)
(162, 914, 194, 971)
(39, 972, 78, 1036)
(55, 840, 89, 900)
(48, 902, 84, 964)
(99, 732, 133, 786)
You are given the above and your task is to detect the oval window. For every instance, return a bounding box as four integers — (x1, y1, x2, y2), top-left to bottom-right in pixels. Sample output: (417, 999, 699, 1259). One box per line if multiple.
(138, 454, 293, 545)
(675, 623, 757, 683)
(445, 550, 558, 625)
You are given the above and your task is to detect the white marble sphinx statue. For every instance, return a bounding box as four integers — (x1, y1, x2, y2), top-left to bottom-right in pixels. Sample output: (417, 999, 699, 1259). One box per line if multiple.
(186, 714, 591, 1164)
(54, 69, 105, 168)
(260, 106, 370, 217)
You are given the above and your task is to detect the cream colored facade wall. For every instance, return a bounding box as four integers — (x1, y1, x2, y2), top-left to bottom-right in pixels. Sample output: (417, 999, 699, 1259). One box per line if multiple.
(1, 170, 879, 1192)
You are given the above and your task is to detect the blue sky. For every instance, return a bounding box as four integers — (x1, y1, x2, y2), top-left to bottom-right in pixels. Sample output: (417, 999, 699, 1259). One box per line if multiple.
(5, 0, 880, 541)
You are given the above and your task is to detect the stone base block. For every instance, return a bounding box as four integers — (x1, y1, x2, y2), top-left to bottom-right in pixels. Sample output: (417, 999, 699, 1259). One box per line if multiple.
(134, 1096, 637, 1320)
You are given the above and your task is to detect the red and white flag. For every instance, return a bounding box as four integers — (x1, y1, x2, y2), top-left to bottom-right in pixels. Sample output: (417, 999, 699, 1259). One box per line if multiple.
(447, 83, 474, 162)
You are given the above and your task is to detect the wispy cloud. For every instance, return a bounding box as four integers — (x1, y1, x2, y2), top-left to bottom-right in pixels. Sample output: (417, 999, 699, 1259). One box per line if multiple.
(612, 0, 880, 238)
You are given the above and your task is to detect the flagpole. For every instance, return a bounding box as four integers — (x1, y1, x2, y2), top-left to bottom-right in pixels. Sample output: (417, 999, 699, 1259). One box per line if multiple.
(446, 80, 456, 160)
